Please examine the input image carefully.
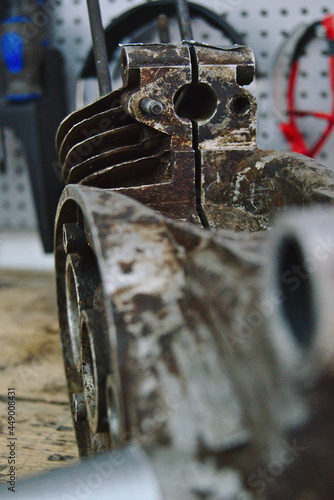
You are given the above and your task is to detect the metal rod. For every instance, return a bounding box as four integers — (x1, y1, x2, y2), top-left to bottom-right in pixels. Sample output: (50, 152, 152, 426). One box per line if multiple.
(157, 14, 170, 44)
(86, 0, 112, 96)
(175, 0, 193, 41)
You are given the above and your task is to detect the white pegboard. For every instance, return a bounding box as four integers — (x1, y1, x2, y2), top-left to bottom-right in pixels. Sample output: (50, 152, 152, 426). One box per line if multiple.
(0, 0, 333, 233)
(224, 1, 333, 159)
(0, 129, 37, 230)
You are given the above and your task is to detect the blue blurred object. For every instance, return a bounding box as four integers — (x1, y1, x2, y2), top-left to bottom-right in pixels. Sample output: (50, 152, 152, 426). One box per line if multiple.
(0, 1, 67, 252)
(1, 31, 24, 73)
(0, 48, 67, 251)
(0, 2, 46, 101)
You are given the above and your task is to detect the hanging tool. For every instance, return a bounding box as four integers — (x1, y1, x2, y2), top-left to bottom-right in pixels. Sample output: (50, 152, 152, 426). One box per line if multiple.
(0, 0, 45, 102)
(279, 14, 334, 158)
(0, 1, 67, 252)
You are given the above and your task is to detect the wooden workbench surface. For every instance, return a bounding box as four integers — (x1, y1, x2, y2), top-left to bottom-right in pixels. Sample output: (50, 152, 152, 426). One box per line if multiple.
(0, 270, 78, 485)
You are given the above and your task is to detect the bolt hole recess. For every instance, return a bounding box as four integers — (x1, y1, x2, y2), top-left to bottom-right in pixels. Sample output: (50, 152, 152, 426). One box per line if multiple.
(231, 94, 251, 116)
(81, 320, 97, 424)
(277, 236, 316, 348)
(65, 259, 81, 369)
(174, 83, 217, 122)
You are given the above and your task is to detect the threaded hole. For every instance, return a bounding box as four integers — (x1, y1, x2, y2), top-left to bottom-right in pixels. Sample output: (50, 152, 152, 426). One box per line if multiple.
(231, 94, 251, 116)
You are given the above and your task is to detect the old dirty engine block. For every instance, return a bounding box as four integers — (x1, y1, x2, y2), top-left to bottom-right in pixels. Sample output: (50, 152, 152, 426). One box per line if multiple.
(54, 36, 334, 500)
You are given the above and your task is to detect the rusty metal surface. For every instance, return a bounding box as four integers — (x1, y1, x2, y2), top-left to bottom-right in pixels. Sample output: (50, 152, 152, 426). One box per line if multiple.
(194, 44, 257, 149)
(57, 43, 198, 222)
(56, 41, 334, 232)
(54, 37, 334, 499)
(202, 149, 334, 230)
(55, 186, 334, 498)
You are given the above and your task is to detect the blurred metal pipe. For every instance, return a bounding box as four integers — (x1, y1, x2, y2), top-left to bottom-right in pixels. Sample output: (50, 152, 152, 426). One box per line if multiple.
(267, 207, 334, 375)
(0, 445, 163, 500)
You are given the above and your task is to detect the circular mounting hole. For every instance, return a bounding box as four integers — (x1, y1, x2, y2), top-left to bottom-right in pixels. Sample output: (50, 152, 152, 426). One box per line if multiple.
(277, 236, 315, 348)
(174, 83, 217, 122)
(231, 94, 251, 116)
(82, 321, 97, 424)
(66, 260, 81, 368)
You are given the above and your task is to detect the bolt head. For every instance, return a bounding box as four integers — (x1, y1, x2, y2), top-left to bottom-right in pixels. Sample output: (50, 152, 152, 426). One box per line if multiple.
(150, 101, 164, 115)
(72, 393, 87, 423)
(139, 98, 164, 116)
